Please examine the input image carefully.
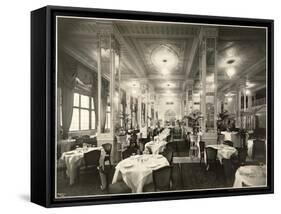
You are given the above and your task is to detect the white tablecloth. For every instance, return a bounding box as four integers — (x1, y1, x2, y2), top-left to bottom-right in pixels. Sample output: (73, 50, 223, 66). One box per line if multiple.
(112, 154, 169, 193)
(60, 147, 105, 185)
(205, 144, 238, 164)
(144, 140, 167, 154)
(233, 165, 266, 187)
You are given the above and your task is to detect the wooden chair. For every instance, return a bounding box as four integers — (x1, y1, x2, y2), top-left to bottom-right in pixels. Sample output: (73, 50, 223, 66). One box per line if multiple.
(143, 166, 172, 192)
(102, 143, 112, 166)
(252, 140, 266, 163)
(98, 167, 131, 194)
(222, 158, 236, 186)
(122, 147, 137, 159)
(205, 147, 218, 171)
(162, 149, 173, 164)
(77, 150, 101, 182)
(199, 141, 206, 164)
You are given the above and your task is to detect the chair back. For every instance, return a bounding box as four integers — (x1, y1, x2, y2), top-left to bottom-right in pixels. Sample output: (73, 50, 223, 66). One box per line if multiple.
(199, 141, 205, 154)
(222, 158, 236, 186)
(223, 140, 234, 147)
(205, 147, 217, 163)
(253, 140, 266, 162)
(174, 139, 187, 151)
(153, 166, 172, 191)
(237, 147, 247, 164)
(122, 148, 136, 159)
(173, 128, 182, 139)
(84, 150, 101, 167)
(162, 149, 173, 164)
(102, 143, 112, 155)
(166, 142, 176, 152)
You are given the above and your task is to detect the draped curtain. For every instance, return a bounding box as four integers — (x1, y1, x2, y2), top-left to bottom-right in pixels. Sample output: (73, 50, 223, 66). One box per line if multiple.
(59, 52, 77, 139)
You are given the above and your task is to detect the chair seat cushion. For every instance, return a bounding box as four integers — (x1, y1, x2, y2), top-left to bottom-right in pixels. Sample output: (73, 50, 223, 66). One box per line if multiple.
(108, 182, 131, 194)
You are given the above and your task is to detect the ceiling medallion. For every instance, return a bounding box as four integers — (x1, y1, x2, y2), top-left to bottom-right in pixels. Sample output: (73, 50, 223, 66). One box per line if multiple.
(151, 45, 179, 74)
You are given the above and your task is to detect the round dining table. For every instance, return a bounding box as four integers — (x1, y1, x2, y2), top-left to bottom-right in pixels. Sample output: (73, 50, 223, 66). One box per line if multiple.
(233, 165, 266, 188)
(112, 154, 169, 193)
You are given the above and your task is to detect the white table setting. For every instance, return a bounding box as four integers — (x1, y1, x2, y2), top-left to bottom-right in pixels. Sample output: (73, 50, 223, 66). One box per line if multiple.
(60, 146, 105, 185)
(112, 154, 169, 193)
(233, 165, 266, 188)
(205, 144, 238, 164)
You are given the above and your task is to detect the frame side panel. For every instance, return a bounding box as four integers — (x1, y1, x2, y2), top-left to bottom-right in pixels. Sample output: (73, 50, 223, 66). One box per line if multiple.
(31, 7, 48, 207)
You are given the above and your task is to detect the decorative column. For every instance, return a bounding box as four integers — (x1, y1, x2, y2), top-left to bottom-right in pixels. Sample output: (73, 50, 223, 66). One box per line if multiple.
(235, 80, 246, 129)
(199, 28, 218, 133)
(96, 23, 121, 163)
(186, 84, 193, 115)
(139, 81, 149, 138)
(199, 28, 218, 145)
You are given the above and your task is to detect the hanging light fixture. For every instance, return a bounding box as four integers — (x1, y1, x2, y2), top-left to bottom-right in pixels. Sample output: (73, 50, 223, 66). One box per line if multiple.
(226, 67, 236, 78)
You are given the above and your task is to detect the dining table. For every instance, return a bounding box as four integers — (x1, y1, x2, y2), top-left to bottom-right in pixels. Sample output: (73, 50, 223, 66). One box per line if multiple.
(112, 154, 169, 193)
(144, 140, 167, 154)
(205, 144, 238, 164)
(233, 165, 266, 188)
(60, 146, 106, 185)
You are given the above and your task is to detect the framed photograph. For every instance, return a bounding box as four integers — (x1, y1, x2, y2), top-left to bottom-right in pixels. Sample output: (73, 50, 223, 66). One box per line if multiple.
(31, 5, 274, 207)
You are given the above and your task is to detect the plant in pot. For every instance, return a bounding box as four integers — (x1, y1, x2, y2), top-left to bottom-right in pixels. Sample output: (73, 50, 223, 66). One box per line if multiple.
(184, 110, 203, 134)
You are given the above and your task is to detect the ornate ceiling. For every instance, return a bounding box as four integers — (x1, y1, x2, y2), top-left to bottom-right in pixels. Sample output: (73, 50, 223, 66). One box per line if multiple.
(58, 17, 267, 95)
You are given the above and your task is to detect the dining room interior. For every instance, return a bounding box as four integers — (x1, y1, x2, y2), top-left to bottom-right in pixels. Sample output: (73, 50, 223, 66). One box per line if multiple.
(56, 17, 268, 198)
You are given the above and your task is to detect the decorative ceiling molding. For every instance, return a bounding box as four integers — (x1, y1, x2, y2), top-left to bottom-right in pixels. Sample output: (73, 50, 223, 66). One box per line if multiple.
(219, 57, 266, 92)
(184, 27, 204, 78)
(113, 24, 147, 78)
(62, 45, 110, 81)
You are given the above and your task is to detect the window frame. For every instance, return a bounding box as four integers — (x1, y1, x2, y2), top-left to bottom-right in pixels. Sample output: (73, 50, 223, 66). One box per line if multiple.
(69, 92, 95, 132)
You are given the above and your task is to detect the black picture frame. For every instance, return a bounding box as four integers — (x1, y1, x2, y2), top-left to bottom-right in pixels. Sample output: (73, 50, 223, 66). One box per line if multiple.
(31, 5, 274, 207)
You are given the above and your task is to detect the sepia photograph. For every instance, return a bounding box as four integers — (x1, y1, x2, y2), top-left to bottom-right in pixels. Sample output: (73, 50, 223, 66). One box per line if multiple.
(55, 15, 269, 199)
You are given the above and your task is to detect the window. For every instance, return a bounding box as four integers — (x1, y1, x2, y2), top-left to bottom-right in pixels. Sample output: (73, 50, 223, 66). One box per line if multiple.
(91, 98, 96, 129)
(69, 92, 95, 131)
(105, 105, 111, 130)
